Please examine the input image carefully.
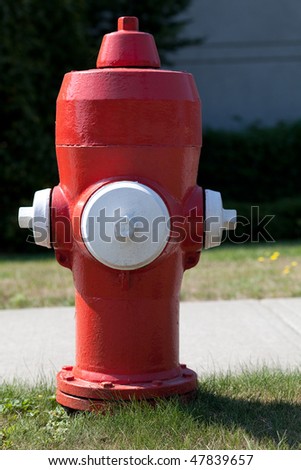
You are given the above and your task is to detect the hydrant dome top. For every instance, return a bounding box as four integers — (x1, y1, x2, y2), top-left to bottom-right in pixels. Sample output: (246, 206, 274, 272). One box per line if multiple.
(96, 16, 161, 68)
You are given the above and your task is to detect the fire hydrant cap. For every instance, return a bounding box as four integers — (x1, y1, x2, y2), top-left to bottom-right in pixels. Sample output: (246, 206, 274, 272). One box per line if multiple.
(96, 16, 161, 68)
(18, 188, 52, 249)
(204, 189, 237, 249)
(81, 181, 170, 270)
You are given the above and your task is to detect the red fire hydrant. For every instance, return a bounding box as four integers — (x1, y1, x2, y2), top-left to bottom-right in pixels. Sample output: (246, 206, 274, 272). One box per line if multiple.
(18, 17, 236, 411)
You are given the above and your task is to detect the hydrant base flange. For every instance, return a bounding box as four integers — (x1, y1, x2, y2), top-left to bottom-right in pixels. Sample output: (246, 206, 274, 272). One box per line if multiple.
(56, 367, 197, 411)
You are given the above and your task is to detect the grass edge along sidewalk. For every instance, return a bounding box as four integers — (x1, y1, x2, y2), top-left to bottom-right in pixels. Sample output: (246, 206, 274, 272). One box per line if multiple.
(1, 368, 301, 450)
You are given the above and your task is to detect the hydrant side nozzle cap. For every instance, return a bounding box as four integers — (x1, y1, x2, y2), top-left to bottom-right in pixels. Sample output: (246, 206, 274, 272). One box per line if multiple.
(96, 16, 161, 68)
(18, 188, 52, 249)
(204, 189, 237, 249)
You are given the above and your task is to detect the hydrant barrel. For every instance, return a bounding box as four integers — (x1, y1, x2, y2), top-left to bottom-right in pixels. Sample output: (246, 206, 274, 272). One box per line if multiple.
(18, 16, 236, 411)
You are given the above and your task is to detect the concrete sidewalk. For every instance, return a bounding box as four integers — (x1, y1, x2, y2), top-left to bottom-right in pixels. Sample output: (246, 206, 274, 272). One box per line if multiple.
(1, 298, 301, 384)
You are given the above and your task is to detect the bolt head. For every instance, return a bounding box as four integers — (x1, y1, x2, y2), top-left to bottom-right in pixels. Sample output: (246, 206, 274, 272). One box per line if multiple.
(183, 372, 193, 379)
(102, 381, 114, 389)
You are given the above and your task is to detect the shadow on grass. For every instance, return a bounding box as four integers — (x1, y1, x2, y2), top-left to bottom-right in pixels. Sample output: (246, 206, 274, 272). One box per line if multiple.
(181, 387, 301, 449)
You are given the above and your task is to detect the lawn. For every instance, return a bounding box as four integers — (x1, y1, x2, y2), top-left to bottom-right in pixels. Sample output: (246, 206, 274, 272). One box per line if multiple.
(181, 241, 301, 301)
(1, 369, 300, 450)
(0, 242, 300, 309)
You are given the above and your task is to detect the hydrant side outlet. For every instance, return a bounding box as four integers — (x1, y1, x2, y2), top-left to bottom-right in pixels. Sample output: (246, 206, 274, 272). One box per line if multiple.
(18, 16, 236, 411)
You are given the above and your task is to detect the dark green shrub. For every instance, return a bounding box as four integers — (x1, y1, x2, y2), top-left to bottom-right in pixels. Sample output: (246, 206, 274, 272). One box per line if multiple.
(199, 122, 301, 203)
(199, 122, 301, 242)
(225, 198, 301, 244)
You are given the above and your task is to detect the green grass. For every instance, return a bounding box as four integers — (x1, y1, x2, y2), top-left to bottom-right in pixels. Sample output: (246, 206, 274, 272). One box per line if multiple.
(181, 241, 301, 301)
(1, 369, 301, 450)
(0, 254, 75, 309)
(0, 242, 300, 308)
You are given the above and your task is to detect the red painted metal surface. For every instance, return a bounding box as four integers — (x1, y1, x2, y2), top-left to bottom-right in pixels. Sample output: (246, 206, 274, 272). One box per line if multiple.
(53, 17, 203, 410)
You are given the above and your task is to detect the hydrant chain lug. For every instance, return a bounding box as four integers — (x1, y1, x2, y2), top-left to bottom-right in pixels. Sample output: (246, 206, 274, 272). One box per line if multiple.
(18, 16, 237, 411)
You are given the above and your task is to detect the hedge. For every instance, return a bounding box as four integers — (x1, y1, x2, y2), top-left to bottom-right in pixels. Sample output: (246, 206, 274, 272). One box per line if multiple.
(198, 121, 301, 204)
(225, 197, 301, 244)
(198, 121, 301, 244)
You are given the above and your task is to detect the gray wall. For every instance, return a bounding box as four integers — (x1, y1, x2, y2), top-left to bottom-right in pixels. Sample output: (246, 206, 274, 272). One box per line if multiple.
(171, 0, 301, 129)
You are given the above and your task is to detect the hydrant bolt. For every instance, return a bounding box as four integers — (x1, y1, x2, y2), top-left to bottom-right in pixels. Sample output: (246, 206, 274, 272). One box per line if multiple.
(102, 382, 114, 389)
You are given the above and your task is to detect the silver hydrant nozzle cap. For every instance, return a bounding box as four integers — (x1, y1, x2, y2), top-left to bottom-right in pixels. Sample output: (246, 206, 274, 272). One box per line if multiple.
(18, 207, 34, 229)
(18, 188, 52, 248)
(204, 189, 237, 249)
